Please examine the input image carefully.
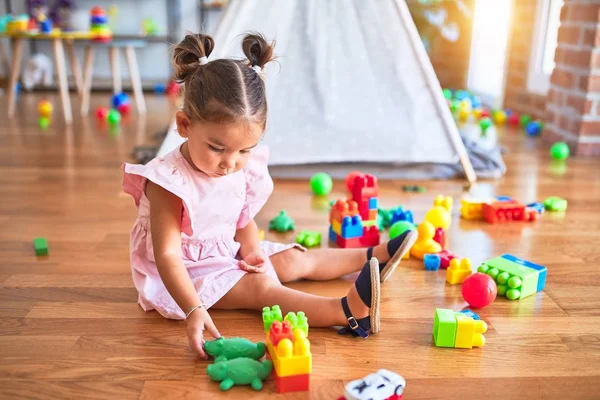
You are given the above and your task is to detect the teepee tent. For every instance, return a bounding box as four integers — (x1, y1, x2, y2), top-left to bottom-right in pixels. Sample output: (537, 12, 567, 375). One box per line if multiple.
(158, 0, 477, 183)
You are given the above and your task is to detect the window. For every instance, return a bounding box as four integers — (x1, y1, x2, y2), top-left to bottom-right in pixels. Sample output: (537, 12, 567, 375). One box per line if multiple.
(528, 0, 563, 94)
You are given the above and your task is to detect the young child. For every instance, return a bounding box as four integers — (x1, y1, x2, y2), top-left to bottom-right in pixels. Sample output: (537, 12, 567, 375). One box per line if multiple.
(123, 32, 418, 359)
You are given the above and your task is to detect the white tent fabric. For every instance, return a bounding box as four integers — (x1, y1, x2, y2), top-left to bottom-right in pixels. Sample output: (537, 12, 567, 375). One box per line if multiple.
(158, 0, 476, 183)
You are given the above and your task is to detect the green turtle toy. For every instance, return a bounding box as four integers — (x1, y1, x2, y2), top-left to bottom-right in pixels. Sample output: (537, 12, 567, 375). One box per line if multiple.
(207, 357, 273, 391)
(204, 337, 266, 363)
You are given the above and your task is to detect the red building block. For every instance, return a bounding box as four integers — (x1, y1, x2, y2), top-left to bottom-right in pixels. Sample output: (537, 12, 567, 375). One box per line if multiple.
(433, 227, 446, 249)
(336, 235, 362, 248)
(482, 201, 525, 223)
(360, 226, 380, 247)
(269, 320, 293, 346)
(524, 207, 538, 222)
(438, 249, 456, 269)
(275, 373, 310, 393)
(330, 199, 359, 223)
(351, 174, 378, 203)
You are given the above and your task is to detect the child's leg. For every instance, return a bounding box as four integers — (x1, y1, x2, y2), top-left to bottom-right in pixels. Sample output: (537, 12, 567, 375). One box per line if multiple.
(212, 271, 370, 328)
(270, 230, 417, 283)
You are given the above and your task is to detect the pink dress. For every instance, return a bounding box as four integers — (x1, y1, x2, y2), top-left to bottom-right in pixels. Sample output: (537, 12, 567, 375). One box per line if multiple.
(122, 145, 302, 319)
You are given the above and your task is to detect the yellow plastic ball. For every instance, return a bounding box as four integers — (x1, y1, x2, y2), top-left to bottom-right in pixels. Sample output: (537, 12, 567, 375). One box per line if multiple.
(493, 110, 507, 125)
(472, 108, 482, 120)
(39, 101, 53, 118)
(425, 206, 451, 229)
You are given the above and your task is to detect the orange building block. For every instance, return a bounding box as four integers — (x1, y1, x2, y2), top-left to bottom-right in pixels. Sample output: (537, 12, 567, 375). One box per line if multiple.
(269, 320, 293, 346)
(330, 199, 359, 224)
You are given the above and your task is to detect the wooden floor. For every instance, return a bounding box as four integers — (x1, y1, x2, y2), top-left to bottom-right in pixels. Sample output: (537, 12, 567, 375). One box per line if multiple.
(1, 93, 600, 400)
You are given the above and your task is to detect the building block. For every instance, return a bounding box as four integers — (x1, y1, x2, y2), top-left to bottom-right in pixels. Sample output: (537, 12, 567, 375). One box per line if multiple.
(454, 314, 488, 349)
(411, 222, 442, 259)
(336, 235, 361, 248)
(332, 220, 342, 236)
(368, 209, 378, 221)
(341, 215, 363, 238)
(433, 227, 446, 248)
(296, 230, 322, 248)
(495, 196, 513, 202)
(438, 250, 456, 269)
(329, 226, 337, 242)
(330, 199, 359, 223)
(478, 254, 546, 300)
(524, 208, 538, 222)
(262, 305, 283, 332)
(390, 207, 414, 225)
(424, 254, 441, 271)
(458, 309, 480, 320)
(434, 195, 453, 212)
(269, 320, 294, 346)
(368, 197, 378, 209)
(33, 237, 48, 256)
(266, 328, 312, 377)
(544, 196, 567, 212)
(275, 372, 310, 393)
(446, 258, 472, 284)
(351, 174, 378, 202)
(359, 226, 380, 247)
(460, 198, 486, 220)
(362, 219, 378, 228)
(284, 312, 309, 337)
(482, 201, 526, 223)
(433, 308, 457, 347)
(527, 202, 545, 214)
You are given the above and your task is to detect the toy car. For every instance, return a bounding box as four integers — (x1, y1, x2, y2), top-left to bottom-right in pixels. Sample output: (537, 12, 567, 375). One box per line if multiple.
(340, 369, 406, 400)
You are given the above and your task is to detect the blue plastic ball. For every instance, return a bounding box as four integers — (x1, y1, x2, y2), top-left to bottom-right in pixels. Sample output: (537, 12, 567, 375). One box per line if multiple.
(526, 121, 542, 137)
(155, 83, 166, 94)
(111, 92, 130, 108)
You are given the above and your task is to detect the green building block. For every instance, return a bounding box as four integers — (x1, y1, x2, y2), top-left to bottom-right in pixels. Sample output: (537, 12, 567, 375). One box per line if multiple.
(262, 305, 283, 332)
(296, 230, 321, 248)
(284, 311, 309, 337)
(478, 257, 539, 300)
(433, 308, 457, 347)
(33, 237, 48, 256)
(543, 196, 567, 212)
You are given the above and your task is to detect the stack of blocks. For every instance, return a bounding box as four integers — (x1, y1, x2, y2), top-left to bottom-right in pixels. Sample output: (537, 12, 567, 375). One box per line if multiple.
(90, 7, 112, 42)
(262, 306, 311, 394)
(433, 308, 487, 349)
(478, 254, 547, 300)
(329, 174, 380, 248)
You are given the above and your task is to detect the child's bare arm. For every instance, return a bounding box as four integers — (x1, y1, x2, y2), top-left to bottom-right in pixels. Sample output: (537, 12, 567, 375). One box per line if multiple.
(235, 219, 266, 272)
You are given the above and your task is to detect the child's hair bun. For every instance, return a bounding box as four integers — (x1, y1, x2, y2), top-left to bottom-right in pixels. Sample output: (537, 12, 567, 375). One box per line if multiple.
(172, 33, 215, 83)
(241, 32, 276, 71)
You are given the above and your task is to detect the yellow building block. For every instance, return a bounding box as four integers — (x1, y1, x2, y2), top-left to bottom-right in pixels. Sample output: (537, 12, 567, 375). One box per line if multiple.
(258, 230, 265, 241)
(460, 199, 487, 220)
(455, 314, 488, 348)
(434, 195, 453, 213)
(332, 220, 341, 236)
(267, 329, 311, 377)
(446, 258, 472, 284)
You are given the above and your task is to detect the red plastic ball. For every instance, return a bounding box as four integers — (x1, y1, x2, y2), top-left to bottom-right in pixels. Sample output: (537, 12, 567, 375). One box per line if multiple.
(462, 273, 497, 308)
(96, 107, 109, 120)
(480, 108, 491, 118)
(345, 171, 362, 192)
(117, 103, 130, 115)
(508, 113, 520, 126)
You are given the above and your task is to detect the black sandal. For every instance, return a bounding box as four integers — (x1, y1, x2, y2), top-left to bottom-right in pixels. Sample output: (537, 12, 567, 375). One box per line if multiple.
(367, 230, 418, 282)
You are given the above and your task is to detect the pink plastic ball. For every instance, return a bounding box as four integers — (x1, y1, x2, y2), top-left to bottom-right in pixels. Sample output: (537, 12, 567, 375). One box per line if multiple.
(96, 107, 109, 120)
(462, 273, 497, 308)
(345, 171, 362, 192)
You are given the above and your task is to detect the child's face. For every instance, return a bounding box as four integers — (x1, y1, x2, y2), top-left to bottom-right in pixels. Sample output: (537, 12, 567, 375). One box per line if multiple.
(175, 111, 263, 177)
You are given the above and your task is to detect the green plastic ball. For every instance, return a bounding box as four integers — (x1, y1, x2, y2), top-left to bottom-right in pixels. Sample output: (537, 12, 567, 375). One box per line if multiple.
(477, 264, 489, 273)
(506, 288, 521, 300)
(508, 276, 522, 289)
(497, 284, 508, 296)
(520, 114, 532, 127)
(389, 221, 415, 240)
(39, 117, 50, 129)
(550, 142, 570, 161)
(496, 272, 510, 285)
(107, 109, 121, 125)
(479, 117, 493, 132)
(487, 268, 499, 280)
(309, 172, 333, 196)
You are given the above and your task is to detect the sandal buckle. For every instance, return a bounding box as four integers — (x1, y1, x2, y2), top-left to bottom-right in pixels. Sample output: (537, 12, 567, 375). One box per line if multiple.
(347, 317, 359, 330)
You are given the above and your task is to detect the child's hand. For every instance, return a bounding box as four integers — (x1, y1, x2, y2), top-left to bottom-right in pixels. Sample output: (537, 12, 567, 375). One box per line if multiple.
(238, 251, 267, 273)
(185, 307, 220, 359)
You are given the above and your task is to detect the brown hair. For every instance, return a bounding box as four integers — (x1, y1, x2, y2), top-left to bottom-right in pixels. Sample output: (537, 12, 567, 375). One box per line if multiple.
(172, 32, 276, 128)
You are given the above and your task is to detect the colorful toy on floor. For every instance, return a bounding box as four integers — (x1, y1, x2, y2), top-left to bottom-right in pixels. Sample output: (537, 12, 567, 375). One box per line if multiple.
(263, 305, 311, 394)
(432, 227, 446, 248)
(207, 357, 273, 391)
(519, 114, 532, 127)
(479, 117, 493, 133)
(269, 210, 295, 232)
(107, 109, 121, 125)
(458, 309, 480, 320)
(508, 111, 520, 126)
(329, 174, 380, 248)
(493, 109, 507, 125)
(258, 229, 264, 240)
(389, 221, 415, 240)
(90, 6, 111, 42)
(550, 142, 570, 160)
(95, 107, 109, 120)
(310, 172, 333, 196)
(204, 337, 266, 362)
(526, 120, 543, 136)
(341, 369, 406, 400)
(38, 99, 53, 129)
(461, 273, 497, 308)
(424, 254, 441, 271)
(482, 200, 528, 223)
(477, 254, 547, 300)
(425, 205, 451, 229)
(111, 92, 130, 115)
(543, 196, 567, 212)
(377, 208, 395, 230)
(433, 195, 453, 213)
(345, 171, 362, 192)
(402, 184, 426, 193)
(433, 308, 487, 349)
(438, 250, 456, 269)
(33, 237, 48, 256)
(390, 206, 414, 225)
(410, 221, 441, 259)
(446, 258, 472, 284)
(460, 198, 487, 220)
(296, 230, 321, 248)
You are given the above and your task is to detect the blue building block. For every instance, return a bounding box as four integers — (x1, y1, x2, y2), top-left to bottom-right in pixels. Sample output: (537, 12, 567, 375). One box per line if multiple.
(424, 254, 441, 271)
(501, 254, 547, 292)
(329, 226, 337, 242)
(458, 309, 480, 320)
(495, 196, 513, 202)
(390, 207, 414, 225)
(526, 202, 545, 214)
(368, 197, 378, 210)
(341, 215, 363, 239)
